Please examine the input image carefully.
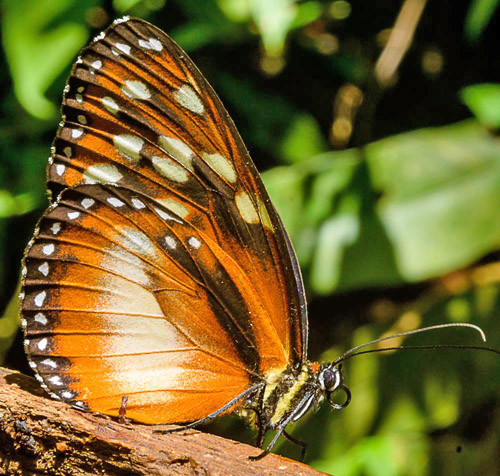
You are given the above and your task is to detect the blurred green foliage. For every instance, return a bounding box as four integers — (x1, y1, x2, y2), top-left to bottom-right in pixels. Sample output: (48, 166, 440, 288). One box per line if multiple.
(1, 1, 499, 475)
(465, 0, 500, 40)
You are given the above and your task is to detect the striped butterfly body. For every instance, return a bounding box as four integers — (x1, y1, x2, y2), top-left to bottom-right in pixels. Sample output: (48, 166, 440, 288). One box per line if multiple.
(20, 16, 349, 459)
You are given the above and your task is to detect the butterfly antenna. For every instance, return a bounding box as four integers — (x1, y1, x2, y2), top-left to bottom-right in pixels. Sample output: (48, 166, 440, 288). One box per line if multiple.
(333, 322, 487, 365)
(334, 344, 500, 363)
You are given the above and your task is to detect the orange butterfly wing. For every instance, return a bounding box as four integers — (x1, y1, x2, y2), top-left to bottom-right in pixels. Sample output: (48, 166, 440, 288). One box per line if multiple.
(21, 17, 308, 423)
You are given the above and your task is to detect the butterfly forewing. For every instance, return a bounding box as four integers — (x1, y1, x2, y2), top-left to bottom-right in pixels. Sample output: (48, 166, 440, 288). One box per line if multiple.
(22, 17, 308, 423)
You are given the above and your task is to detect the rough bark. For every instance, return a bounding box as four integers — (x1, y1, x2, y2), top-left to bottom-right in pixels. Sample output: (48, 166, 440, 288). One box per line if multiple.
(0, 367, 327, 475)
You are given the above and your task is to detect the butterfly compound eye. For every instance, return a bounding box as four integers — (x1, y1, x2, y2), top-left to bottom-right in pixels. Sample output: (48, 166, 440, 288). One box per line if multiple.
(320, 365, 351, 410)
(321, 367, 341, 391)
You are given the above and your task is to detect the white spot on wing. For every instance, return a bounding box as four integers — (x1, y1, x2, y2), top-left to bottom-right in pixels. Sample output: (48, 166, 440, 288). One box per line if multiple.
(38, 262, 49, 276)
(35, 313, 48, 325)
(38, 337, 48, 350)
(68, 211, 80, 220)
(51, 223, 61, 235)
(173, 85, 204, 115)
(165, 236, 176, 249)
(72, 128, 83, 139)
(41, 358, 57, 369)
(56, 164, 66, 176)
(48, 375, 63, 386)
(115, 43, 131, 54)
(138, 38, 163, 51)
(81, 198, 95, 209)
(91, 59, 102, 70)
(132, 198, 145, 209)
(121, 80, 151, 100)
(62, 391, 75, 399)
(107, 197, 125, 208)
(43, 244, 55, 256)
(188, 237, 201, 249)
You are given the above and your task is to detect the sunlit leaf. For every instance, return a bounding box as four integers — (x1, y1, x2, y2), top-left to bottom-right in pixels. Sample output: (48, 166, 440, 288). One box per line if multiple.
(113, 0, 142, 12)
(217, 0, 251, 22)
(2, 0, 90, 119)
(290, 1, 322, 30)
(250, 0, 297, 55)
(0, 191, 37, 217)
(461, 83, 500, 128)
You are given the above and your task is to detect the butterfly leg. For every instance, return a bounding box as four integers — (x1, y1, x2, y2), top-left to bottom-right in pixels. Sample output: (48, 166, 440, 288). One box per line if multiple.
(283, 430, 308, 461)
(155, 383, 264, 435)
(249, 391, 314, 461)
(118, 395, 129, 424)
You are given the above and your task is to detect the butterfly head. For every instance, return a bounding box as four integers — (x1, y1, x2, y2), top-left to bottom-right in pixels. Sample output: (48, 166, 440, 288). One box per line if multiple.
(316, 363, 351, 411)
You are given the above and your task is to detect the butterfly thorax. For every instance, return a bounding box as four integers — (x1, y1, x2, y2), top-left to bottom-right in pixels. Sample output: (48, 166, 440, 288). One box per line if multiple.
(244, 362, 323, 430)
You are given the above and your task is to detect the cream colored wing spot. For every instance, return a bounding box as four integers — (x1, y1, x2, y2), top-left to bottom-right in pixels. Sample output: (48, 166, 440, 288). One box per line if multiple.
(102, 96, 120, 115)
(83, 164, 123, 184)
(257, 199, 274, 232)
(235, 190, 259, 224)
(202, 152, 237, 184)
(113, 134, 144, 162)
(152, 156, 189, 183)
(121, 80, 151, 100)
(157, 136, 194, 172)
(155, 198, 189, 219)
(173, 85, 205, 115)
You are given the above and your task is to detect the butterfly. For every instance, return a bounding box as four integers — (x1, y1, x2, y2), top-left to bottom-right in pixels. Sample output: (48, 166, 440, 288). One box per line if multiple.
(20, 16, 351, 460)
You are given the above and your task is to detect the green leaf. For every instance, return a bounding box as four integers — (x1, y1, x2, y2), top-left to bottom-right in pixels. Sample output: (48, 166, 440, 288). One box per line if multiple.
(216, 0, 251, 22)
(2, 0, 90, 119)
(0, 281, 21, 365)
(266, 120, 500, 293)
(465, 0, 500, 41)
(279, 113, 328, 163)
(368, 121, 500, 283)
(171, 23, 235, 51)
(461, 83, 500, 128)
(0, 190, 37, 217)
(250, 0, 297, 55)
(113, 0, 142, 12)
(290, 1, 322, 30)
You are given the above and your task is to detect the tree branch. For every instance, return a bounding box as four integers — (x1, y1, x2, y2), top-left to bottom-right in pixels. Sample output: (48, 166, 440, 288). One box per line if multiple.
(0, 367, 326, 475)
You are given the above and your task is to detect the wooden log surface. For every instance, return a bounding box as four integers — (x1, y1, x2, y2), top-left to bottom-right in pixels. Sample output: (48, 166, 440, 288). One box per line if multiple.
(0, 367, 327, 475)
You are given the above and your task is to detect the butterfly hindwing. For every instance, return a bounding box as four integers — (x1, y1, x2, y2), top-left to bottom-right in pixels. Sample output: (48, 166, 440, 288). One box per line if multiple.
(22, 184, 299, 421)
